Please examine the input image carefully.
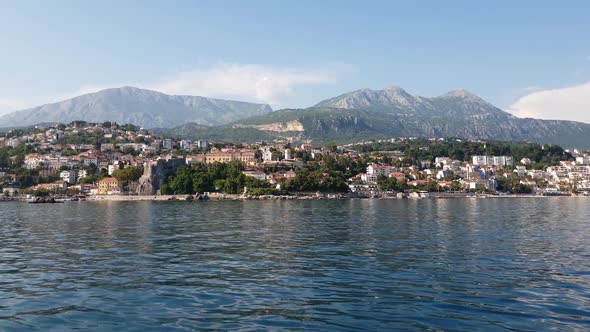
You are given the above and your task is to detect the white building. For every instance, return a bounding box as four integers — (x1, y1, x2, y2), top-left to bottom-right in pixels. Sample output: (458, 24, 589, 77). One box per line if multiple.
(77, 169, 88, 181)
(514, 165, 527, 177)
(242, 170, 268, 181)
(3, 185, 20, 196)
(24, 154, 44, 169)
(348, 183, 379, 194)
(366, 164, 396, 176)
(195, 140, 209, 149)
(284, 148, 292, 160)
(108, 162, 121, 175)
(436, 170, 449, 180)
(261, 147, 273, 162)
(180, 140, 193, 150)
(472, 155, 514, 167)
(361, 173, 378, 183)
(142, 146, 157, 154)
(466, 181, 486, 190)
(163, 139, 173, 150)
(60, 170, 77, 184)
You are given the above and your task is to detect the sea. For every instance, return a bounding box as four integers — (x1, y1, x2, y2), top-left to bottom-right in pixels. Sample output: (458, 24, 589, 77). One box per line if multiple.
(0, 198, 589, 331)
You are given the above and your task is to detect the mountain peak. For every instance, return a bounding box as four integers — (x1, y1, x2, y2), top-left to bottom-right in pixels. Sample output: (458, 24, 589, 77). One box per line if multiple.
(97, 86, 162, 95)
(442, 89, 479, 98)
(314, 86, 418, 110)
(383, 85, 405, 92)
(314, 85, 508, 118)
(117, 86, 146, 92)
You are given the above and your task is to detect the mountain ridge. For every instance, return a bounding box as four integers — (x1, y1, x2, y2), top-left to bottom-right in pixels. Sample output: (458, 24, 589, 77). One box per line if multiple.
(0, 86, 273, 128)
(314, 86, 506, 116)
(3, 85, 590, 148)
(224, 86, 590, 147)
(224, 105, 590, 147)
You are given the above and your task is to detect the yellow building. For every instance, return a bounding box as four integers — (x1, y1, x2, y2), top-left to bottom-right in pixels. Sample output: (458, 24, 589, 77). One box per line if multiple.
(237, 150, 256, 164)
(98, 177, 121, 195)
(205, 151, 235, 164)
(205, 149, 257, 165)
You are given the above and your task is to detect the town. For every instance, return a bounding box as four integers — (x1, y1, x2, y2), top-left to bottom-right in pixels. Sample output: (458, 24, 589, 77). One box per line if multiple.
(1, 121, 589, 200)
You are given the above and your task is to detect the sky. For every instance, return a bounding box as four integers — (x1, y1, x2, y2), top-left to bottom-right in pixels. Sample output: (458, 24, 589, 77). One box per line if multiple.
(0, 0, 589, 122)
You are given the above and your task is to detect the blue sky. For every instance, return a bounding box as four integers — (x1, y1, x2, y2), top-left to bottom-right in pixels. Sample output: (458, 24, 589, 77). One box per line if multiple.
(1, 0, 589, 121)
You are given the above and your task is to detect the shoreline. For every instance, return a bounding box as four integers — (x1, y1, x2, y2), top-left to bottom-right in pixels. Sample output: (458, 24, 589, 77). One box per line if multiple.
(11, 193, 588, 203)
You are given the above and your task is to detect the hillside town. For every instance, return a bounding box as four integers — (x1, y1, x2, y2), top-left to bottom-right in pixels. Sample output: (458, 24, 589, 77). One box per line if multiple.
(1, 121, 589, 200)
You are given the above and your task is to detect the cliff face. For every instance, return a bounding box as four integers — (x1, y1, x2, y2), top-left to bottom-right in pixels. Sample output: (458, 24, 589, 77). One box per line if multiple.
(136, 157, 186, 195)
(232, 120, 305, 132)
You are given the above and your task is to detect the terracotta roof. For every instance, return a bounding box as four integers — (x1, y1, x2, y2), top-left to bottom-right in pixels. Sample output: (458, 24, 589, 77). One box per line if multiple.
(99, 177, 119, 183)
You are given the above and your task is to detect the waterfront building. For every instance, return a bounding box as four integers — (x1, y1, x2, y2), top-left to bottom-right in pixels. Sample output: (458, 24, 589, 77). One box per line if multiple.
(98, 177, 122, 195)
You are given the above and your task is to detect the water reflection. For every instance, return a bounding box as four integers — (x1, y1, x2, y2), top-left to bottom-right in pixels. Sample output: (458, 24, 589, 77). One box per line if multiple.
(0, 199, 589, 331)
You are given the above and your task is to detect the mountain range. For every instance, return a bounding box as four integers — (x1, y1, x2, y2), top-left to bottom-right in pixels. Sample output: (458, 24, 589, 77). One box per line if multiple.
(2, 86, 590, 148)
(216, 86, 590, 148)
(0, 87, 272, 128)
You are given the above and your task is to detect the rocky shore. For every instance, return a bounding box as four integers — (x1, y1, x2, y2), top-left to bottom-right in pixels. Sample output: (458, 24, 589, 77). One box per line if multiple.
(86, 193, 348, 202)
(10, 192, 587, 203)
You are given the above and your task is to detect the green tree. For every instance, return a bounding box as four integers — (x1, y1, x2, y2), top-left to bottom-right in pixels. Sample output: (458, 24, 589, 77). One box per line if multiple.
(85, 163, 98, 175)
(112, 166, 143, 191)
(160, 183, 173, 195)
(192, 172, 212, 193)
(121, 146, 137, 155)
(326, 142, 338, 153)
(168, 166, 194, 194)
(377, 175, 399, 191)
(99, 168, 109, 179)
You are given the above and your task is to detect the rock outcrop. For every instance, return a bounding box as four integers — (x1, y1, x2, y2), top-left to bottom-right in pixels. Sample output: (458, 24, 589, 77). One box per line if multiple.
(136, 157, 186, 195)
(232, 120, 305, 132)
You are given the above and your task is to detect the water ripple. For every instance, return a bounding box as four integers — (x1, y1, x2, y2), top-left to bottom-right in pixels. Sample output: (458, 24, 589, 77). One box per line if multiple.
(0, 199, 589, 330)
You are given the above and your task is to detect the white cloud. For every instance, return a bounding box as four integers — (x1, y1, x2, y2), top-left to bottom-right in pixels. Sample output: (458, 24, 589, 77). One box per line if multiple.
(149, 63, 345, 106)
(0, 63, 348, 116)
(507, 81, 590, 123)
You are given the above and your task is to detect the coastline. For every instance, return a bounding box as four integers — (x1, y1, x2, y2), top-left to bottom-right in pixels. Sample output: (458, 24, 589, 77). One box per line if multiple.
(10, 192, 588, 203)
(66, 193, 586, 202)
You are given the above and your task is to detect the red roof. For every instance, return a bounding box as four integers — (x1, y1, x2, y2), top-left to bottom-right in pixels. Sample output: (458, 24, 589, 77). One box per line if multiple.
(99, 177, 119, 183)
